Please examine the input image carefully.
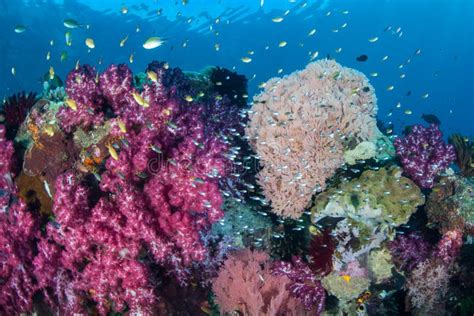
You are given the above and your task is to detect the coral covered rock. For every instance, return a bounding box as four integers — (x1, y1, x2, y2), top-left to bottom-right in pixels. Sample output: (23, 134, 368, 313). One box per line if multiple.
(246, 59, 381, 218)
(312, 165, 424, 227)
(322, 273, 370, 303)
(426, 175, 474, 235)
(368, 247, 394, 283)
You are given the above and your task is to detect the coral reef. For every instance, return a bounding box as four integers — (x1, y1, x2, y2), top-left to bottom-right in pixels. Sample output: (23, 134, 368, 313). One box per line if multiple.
(246, 59, 381, 218)
(394, 124, 456, 189)
(1, 58, 472, 315)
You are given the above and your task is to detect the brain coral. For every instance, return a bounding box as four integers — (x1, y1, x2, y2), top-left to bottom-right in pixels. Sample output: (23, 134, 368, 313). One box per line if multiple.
(312, 165, 424, 227)
(246, 59, 380, 218)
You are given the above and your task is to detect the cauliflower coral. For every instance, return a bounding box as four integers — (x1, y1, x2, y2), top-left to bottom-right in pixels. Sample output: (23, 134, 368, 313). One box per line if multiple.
(246, 59, 380, 218)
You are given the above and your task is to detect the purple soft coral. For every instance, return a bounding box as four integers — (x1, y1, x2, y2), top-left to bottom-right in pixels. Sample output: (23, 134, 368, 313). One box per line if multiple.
(272, 256, 326, 314)
(394, 124, 456, 189)
(389, 232, 432, 272)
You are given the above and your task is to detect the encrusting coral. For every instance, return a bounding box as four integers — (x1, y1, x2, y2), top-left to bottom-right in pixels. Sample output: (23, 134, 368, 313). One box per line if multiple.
(312, 165, 424, 227)
(246, 59, 382, 219)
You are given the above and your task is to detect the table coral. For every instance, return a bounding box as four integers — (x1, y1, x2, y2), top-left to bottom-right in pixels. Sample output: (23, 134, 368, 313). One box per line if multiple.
(246, 59, 381, 218)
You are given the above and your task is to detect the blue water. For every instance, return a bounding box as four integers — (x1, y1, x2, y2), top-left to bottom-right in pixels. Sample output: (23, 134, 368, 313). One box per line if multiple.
(1, 0, 473, 136)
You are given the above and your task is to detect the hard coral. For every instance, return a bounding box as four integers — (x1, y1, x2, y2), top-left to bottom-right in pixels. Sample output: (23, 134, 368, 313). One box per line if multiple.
(312, 165, 424, 227)
(246, 59, 381, 218)
(394, 124, 456, 189)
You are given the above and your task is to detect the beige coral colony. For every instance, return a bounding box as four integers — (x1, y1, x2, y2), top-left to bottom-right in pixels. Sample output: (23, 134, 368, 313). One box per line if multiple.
(246, 59, 387, 219)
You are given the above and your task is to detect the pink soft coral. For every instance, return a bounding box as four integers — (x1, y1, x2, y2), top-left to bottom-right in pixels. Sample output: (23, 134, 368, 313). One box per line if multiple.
(0, 125, 39, 314)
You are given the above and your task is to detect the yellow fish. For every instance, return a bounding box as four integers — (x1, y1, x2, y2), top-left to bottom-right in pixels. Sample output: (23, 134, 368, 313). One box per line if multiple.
(241, 57, 252, 63)
(184, 95, 193, 102)
(309, 225, 319, 235)
(43, 125, 55, 136)
(132, 92, 149, 108)
(342, 275, 351, 283)
(65, 30, 72, 46)
(107, 144, 119, 160)
(117, 120, 127, 133)
(143, 37, 166, 49)
(61, 51, 68, 62)
(147, 70, 158, 82)
(85, 38, 95, 49)
(278, 41, 287, 47)
(49, 66, 55, 80)
(119, 35, 129, 47)
(272, 17, 284, 23)
(65, 98, 77, 111)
